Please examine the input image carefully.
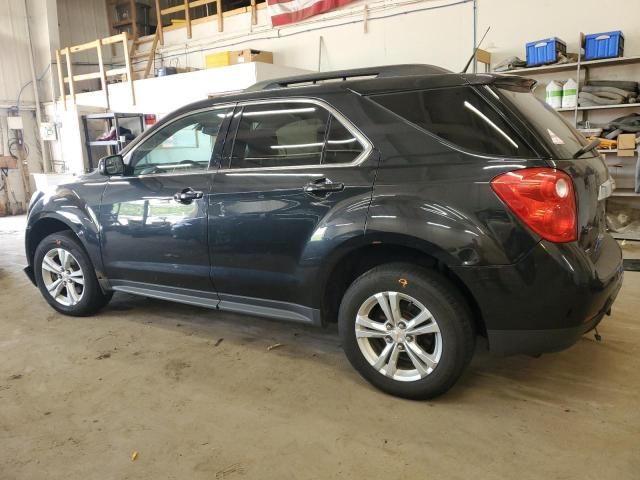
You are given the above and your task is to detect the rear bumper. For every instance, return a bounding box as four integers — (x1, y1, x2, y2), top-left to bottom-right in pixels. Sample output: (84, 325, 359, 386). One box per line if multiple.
(486, 290, 617, 355)
(453, 234, 624, 354)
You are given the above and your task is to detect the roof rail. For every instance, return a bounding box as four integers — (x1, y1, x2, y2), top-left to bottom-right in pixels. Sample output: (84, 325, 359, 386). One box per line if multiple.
(247, 64, 451, 91)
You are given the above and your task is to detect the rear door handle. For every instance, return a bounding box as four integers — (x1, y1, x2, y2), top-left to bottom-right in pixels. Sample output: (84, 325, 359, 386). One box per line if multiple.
(303, 178, 345, 195)
(174, 187, 204, 204)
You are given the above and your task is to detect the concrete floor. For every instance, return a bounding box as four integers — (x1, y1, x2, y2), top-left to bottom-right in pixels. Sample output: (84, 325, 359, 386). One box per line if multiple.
(1, 214, 639, 480)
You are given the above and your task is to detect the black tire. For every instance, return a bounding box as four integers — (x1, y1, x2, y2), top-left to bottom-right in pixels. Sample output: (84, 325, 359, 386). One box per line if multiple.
(338, 263, 475, 400)
(34, 231, 112, 316)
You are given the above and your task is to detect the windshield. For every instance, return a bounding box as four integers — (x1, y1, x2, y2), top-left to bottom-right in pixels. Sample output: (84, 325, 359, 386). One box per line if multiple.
(494, 85, 590, 159)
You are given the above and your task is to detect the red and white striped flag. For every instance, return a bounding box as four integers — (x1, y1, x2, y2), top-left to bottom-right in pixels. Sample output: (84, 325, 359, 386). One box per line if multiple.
(267, 0, 355, 26)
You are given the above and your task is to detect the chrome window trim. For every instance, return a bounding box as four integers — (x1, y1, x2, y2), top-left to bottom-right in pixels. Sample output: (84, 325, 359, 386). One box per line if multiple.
(222, 97, 373, 172)
(118, 102, 236, 180)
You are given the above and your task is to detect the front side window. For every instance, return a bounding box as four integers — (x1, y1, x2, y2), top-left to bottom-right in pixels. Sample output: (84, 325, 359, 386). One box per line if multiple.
(229, 102, 365, 169)
(129, 108, 231, 175)
(371, 86, 536, 158)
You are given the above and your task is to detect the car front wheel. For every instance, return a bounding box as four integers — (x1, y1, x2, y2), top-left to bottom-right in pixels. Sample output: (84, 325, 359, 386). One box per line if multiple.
(34, 231, 112, 316)
(338, 263, 475, 399)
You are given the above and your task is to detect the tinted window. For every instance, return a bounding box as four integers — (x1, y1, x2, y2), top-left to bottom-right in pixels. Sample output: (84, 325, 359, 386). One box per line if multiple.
(324, 116, 364, 164)
(130, 108, 231, 175)
(495, 85, 589, 159)
(230, 103, 330, 169)
(372, 86, 536, 157)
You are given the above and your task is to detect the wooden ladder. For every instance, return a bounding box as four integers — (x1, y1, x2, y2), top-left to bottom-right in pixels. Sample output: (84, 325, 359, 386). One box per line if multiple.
(128, 31, 159, 80)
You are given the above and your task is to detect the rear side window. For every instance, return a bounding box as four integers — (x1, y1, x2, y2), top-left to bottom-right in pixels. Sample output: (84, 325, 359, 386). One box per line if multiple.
(229, 102, 365, 169)
(371, 86, 536, 158)
(495, 86, 589, 159)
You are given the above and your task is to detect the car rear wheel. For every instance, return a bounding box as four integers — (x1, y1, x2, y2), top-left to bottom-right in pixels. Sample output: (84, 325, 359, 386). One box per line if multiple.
(34, 231, 112, 316)
(338, 263, 475, 399)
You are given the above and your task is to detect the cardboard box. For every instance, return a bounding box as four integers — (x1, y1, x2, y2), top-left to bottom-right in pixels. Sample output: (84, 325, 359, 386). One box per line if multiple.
(617, 149, 636, 157)
(206, 49, 273, 69)
(617, 133, 637, 150)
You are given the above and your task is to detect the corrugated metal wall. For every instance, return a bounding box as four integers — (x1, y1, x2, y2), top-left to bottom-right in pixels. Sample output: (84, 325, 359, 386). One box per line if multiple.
(57, 0, 113, 65)
(0, 0, 39, 106)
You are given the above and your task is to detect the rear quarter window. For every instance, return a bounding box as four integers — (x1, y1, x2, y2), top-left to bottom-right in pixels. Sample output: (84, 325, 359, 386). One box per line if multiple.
(371, 86, 537, 158)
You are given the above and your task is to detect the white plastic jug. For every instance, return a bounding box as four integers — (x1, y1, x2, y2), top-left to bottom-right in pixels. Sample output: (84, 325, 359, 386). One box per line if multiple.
(562, 78, 577, 109)
(546, 81, 563, 109)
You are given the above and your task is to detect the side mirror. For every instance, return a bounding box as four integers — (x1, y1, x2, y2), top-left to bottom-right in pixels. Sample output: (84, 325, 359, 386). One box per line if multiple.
(98, 154, 125, 176)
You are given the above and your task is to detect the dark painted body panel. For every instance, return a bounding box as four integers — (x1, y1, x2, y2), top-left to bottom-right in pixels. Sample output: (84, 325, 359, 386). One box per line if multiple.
(25, 172, 109, 283)
(99, 172, 215, 291)
(209, 96, 379, 308)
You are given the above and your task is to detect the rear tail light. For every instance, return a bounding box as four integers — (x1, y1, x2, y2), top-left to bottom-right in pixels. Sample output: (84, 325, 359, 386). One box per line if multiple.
(491, 167, 577, 243)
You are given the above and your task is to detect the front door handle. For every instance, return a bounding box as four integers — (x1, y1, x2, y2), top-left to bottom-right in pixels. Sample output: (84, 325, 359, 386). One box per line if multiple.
(303, 178, 345, 196)
(174, 187, 204, 204)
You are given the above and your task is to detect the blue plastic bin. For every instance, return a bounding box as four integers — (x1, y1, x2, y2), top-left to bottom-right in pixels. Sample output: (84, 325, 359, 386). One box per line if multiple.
(584, 31, 624, 60)
(526, 37, 567, 66)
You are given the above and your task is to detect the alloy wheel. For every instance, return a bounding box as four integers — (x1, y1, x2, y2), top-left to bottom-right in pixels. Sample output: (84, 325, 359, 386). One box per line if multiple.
(355, 291, 442, 382)
(41, 248, 85, 307)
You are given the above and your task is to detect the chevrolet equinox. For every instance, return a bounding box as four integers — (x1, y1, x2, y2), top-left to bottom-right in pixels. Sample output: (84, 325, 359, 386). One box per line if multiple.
(24, 65, 624, 399)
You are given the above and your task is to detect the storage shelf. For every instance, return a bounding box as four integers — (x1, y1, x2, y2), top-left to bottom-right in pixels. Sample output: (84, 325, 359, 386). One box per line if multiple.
(598, 149, 618, 153)
(504, 63, 578, 75)
(581, 55, 640, 69)
(611, 189, 639, 198)
(556, 103, 640, 113)
(501, 55, 640, 75)
(611, 232, 640, 241)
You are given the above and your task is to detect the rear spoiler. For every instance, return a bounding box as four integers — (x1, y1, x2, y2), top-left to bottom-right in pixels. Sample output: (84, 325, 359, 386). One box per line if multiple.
(463, 73, 537, 91)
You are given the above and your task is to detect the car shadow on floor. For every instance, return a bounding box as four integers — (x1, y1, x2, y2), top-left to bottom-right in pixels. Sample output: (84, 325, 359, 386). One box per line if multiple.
(101, 292, 619, 403)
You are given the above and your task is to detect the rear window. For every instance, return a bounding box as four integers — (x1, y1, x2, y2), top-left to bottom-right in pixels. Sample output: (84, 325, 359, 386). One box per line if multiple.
(495, 85, 589, 159)
(371, 86, 536, 158)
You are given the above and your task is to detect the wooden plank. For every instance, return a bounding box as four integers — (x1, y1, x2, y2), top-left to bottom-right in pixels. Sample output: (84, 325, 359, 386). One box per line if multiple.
(96, 38, 109, 109)
(69, 39, 100, 53)
(64, 72, 102, 82)
(63, 48, 76, 103)
(161, 4, 186, 14)
(0, 156, 18, 169)
(184, 0, 192, 39)
(136, 34, 155, 44)
(251, 0, 257, 25)
(122, 32, 136, 105)
(190, 0, 214, 7)
(105, 67, 128, 76)
(145, 31, 159, 78)
(55, 49, 66, 110)
(216, 0, 223, 31)
(102, 33, 127, 45)
(130, 0, 137, 42)
(155, 0, 163, 45)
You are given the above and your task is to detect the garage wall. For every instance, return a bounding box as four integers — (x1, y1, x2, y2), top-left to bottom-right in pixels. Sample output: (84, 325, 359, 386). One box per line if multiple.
(0, 0, 56, 106)
(56, 0, 115, 88)
(149, 0, 640, 74)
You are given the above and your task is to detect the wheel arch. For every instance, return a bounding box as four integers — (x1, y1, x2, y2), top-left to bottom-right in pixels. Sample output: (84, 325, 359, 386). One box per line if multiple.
(26, 215, 77, 266)
(318, 235, 486, 337)
(26, 213, 109, 292)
